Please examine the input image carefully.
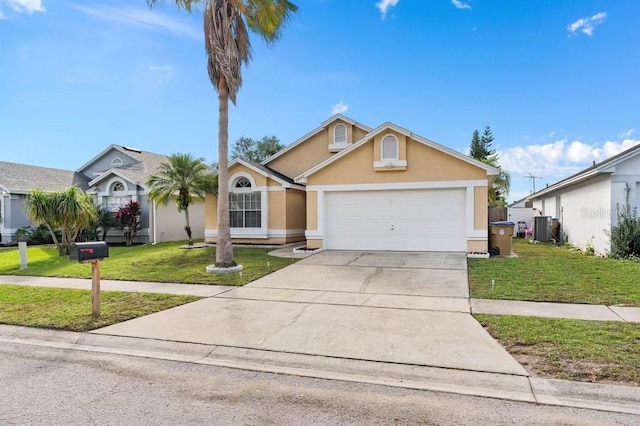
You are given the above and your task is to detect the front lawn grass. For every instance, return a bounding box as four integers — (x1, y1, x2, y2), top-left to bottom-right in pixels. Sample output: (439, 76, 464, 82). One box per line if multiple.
(0, 284, 201, 331)
(475, 314, 640, 386)
(468, 238, 640, 306)
(0, 242, 296, 286)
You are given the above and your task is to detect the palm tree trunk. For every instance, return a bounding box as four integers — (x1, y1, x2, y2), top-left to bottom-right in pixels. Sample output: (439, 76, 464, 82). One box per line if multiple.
(184, 208, 193, 246)
(216, 77, 235, 267)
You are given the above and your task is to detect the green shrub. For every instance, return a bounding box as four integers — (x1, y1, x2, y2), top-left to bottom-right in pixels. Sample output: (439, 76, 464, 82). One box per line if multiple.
(15, 225, 57, 244)
(610, 183, 640, 259)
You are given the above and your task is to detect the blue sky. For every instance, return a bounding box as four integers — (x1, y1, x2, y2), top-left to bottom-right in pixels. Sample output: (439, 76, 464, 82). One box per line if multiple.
(1, 0, 638, 202)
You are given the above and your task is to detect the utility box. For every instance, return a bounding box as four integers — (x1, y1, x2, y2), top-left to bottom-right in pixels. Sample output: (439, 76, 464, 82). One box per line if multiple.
(551, 218, 561, 242)
(69, 242, 109, 262)
(489, 221, 514, 256)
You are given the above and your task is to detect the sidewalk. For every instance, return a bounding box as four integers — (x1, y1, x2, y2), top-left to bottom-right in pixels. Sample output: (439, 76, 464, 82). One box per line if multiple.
(1, 275, 639, 323)
(0, 275, 234, 297)
(471, 298, 640, 323)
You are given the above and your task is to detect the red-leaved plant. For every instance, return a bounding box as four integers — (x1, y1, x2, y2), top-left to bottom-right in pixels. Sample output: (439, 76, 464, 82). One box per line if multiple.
(114, 200, 141, 246)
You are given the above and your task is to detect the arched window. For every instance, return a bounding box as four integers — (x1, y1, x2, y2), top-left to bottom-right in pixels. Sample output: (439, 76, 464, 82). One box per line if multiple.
(334, 124, 347, 144)
(111, 157, 123, 166)
(234, 177, 252, 189)
(111, 182, 125, 192)
(229, 175, 261, 228)
(381, 135, 398, 160)
(104, 180, 130, 211)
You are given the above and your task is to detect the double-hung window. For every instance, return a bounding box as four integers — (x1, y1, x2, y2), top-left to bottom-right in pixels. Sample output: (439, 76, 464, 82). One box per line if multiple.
(229, 177, 261, 228)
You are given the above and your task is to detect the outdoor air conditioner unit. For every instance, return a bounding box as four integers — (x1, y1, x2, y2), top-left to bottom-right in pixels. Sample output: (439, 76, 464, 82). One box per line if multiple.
(533, 216, 551, 242)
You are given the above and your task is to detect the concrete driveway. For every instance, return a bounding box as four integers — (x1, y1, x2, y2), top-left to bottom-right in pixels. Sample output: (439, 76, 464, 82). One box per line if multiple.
(94, 251, 527, 376)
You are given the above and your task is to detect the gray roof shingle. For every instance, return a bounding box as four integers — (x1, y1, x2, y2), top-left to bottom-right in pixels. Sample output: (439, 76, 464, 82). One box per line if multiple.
(105, 149, 169, 187)
(0, 162, 90, 193)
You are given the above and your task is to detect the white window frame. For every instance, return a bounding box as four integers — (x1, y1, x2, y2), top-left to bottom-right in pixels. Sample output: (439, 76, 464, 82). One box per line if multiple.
(111, 157, 123, 166)
(329, 123, 349, 151)
(227, 172, 268, 236)
(374, 134, 407, 168)
(101, 178, 135, 212)
(381, 134, 398, 160)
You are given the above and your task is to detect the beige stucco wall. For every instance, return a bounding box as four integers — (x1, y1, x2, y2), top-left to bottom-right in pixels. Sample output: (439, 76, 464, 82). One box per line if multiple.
(474, 186, 488, 231)
(306, 191, 318, 231)
(308, 138, 487, 186)
(467, 240, 488, 252)
(353, 126, 369, 142)
(204, 194, 217, 231)
(268, 191, 286, 229)
(266, 120, 371, 179)
(306, 239, 323, 249)
(267, 131, 335, 178)
(229, 164, 269, 187)
(286, 189, 306, 229)
(154, 197, 206, 243)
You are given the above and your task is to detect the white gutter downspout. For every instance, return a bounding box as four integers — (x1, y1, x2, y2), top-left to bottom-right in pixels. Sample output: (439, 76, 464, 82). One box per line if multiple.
(152, 199, 157, 244)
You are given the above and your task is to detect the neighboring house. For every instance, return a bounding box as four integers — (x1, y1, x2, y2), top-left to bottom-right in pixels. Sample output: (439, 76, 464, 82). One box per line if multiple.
(205, 115, 499, 252)
(0, 162, 90, 243)
(526, 143, 640, 255)
(507, 197, 535, 236)
(0, 145, 206, 244)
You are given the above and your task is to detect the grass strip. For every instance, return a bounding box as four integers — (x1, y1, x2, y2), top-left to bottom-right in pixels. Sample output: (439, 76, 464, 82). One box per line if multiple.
(469, 238, 640, 306)
(0, 284, 201, 331)
(476, 314, 640, 386)
(0, 242, 296, 286)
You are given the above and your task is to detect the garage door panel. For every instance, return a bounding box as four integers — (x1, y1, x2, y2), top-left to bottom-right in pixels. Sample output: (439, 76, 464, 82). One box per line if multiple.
(325, 189, 466, 251)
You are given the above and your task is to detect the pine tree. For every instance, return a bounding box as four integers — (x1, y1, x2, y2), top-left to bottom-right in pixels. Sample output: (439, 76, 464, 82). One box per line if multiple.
(469, 126, 496, 161)
(469, 130, 483, 160)
(469, 126, 509, 206)
(481, 125, 496, 158)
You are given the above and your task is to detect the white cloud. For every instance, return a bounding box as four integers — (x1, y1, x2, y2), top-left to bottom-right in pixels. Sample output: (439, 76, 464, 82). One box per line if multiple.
(498, 137, 640, 179)
(332, 101, 348, 115)
(451, 0, 471, 10)
(6, 0, 44, 13)
(568, 12, 606, 36)
(71, 4, 201, 40)
(618, 128, 635, 139)
(0, 0, 45, 17)
(375, 0, 399, 19)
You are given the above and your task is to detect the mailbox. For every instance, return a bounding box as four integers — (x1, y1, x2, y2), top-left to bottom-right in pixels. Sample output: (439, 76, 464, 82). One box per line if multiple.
(69, 242, 109, 262)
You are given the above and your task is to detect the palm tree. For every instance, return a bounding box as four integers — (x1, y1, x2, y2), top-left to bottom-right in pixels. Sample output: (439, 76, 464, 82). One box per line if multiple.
(147, 153, 215, 245)
(483, 156, 511, 207)
(96, 206, 116, 241)
(148, 0, 297, 267)
(24, 187, 97, 255)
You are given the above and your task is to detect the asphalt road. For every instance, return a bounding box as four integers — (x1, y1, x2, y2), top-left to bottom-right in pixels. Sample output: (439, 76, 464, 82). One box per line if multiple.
(1, 342, 637, 425)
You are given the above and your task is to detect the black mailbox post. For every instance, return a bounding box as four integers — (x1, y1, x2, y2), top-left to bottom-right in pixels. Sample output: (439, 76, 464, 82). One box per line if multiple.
(70, 242, 109, 262)
(69, 242, 109, 318)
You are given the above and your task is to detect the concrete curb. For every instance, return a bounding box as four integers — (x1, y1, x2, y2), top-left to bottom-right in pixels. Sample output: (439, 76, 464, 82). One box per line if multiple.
(1, 325, 638, 416)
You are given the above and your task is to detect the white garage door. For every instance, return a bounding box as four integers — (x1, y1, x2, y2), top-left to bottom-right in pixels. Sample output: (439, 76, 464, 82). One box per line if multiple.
(324, 189, 467, 251)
